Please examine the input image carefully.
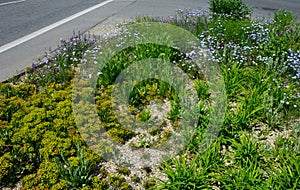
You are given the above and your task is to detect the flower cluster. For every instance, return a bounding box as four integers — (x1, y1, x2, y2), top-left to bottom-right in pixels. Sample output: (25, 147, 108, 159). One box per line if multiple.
(18, 32, 98, 85)
(286, 49, 300, 79)
(246, 22, 270, 45)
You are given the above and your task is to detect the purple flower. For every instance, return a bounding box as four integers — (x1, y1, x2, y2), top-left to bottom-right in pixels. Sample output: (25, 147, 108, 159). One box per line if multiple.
(32, 63, 37, 68)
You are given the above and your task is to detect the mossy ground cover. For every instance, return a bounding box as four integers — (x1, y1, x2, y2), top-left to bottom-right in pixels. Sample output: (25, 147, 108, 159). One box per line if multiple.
(1, 0, 300, 189)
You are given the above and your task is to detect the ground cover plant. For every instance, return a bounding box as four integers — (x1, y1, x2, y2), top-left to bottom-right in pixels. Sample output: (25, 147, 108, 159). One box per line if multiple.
(0, 0, 300, 189)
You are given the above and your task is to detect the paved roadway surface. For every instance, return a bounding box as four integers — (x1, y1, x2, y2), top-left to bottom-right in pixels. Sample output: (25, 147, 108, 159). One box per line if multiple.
(244, 0, 300, 19)
(0, 0, 299, 81)
(0, 0, 109, 46)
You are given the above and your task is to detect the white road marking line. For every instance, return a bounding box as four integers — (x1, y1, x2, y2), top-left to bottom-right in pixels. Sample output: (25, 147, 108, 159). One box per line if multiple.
(0, 0, 26, 6)
(0, 0, 115, 54)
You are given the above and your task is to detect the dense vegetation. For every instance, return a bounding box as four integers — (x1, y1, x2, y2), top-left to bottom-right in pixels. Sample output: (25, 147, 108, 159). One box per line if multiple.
(1, 0, 299, 189)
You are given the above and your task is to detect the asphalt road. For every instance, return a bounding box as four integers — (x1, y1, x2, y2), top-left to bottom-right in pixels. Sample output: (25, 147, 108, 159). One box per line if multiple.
(0, 0, 299, 81)
(0, 0, 108, 46)
(244, 0, 300, 19)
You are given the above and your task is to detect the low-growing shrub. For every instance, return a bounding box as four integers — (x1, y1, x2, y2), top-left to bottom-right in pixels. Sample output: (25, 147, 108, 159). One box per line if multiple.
(22, 160, 61, 189)
(108, 174, 131, 189)
(209, 0, 252, 20)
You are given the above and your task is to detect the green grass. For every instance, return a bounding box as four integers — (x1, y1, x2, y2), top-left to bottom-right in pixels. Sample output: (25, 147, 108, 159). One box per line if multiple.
(0, 0, 300, 189)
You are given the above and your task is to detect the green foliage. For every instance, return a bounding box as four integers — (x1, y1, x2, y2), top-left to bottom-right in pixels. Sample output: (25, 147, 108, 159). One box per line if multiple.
(55, 144, 95, 189)
(267, 139, 300, 189)
(22, 160, 61, 189)
(257, 10, 300, 72)
(143, 179, 156, 189)
(91, 177, 109, 190)
(160, 141, 223, 189)
(208, 18, 254, 45)
(274, 10, 296, 31)
(97, 44, 182, 88)
(39, 131, 73, 160)
(19, 35, 95, 87)
(138, 108, 151, 122)
(231, 133, 262, 166)
(131, 174, 141, 183)
(108, 174, 131, 189)
(148, 126, 163, 136)
(0, 153, 14, 186)
(209, 0, 252, 20)
(117, 166, 131, 175)
(221, 161, 266, 189)
(0, 83, 93, 188)
(107, 127, 135, 144)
